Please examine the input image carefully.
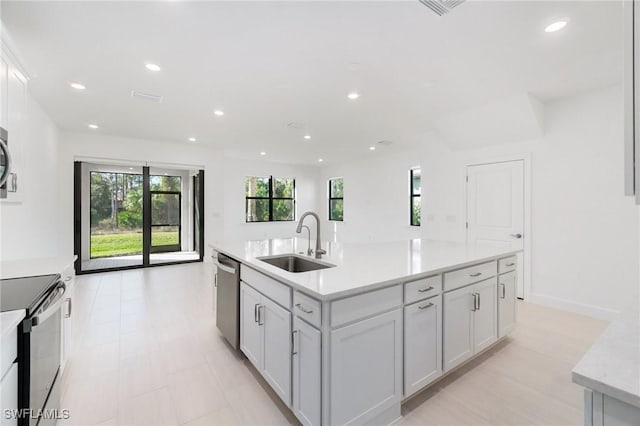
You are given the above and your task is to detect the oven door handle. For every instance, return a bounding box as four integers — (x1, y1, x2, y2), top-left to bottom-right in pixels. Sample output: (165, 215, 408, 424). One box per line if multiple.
(26, 282, 66, 331)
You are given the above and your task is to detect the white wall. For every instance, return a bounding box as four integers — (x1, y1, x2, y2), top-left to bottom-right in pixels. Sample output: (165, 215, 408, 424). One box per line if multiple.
(421, 85, 639, 319)
(0, 93, 60, 260)
(222, 156, 320, 242)
(58, 132, 226, 260)
(317, 150, 422, 243)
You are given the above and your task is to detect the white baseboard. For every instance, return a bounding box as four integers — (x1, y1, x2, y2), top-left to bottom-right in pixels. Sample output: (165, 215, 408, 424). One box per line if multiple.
(529, 293, 619, 321)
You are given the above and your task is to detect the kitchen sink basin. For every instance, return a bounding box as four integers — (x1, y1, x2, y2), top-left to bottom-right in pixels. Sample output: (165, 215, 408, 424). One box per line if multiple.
(257, 254, 335, 273)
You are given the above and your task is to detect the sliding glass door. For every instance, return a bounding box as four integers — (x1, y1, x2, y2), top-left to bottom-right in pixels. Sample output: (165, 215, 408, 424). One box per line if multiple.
(74, 162, 205, 273)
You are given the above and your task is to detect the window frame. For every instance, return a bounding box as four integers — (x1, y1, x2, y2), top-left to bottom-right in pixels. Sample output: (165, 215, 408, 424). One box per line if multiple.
(245, 176, 296, 223)
(410, 168, 421, 227)
(328, 177, 344, 222)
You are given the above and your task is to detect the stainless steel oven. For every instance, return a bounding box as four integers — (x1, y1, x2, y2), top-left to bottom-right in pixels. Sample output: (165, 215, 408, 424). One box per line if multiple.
(1, 274, 65, 426)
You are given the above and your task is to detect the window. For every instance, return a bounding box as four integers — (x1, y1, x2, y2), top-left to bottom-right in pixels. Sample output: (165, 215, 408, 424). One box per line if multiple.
(410, 168, 421, 226)
(329, 178, 344, 221)
(245, 176, 295, 222)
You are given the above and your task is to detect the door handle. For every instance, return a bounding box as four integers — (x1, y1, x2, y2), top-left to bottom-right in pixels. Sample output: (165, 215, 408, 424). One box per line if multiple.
(500, 283, 506, 299)
(510, 233, 523, 239)
(292, 330, 298, 355)
(254, 304, 260, 323)
(477, 292, 481, 310)
(258, 305, 265, 326)
(471, 293, 477, 311)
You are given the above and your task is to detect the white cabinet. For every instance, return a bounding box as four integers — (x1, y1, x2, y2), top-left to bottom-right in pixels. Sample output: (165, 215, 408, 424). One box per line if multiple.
(498, 271, 517, 337)
(472, 278, 498, 353)
(292, 317, 321, 426)
(404, 295, 442, 397)
(444, 277, 498, 372)
(262, 297, 292, 405)
(240, 282, 262, 367)
(585, 390, 640, 426)
(0, 363, 18, 426)
(0, 46, 26, 202)
(330, 309, 402, 425)
(61, 265, 76, 373)
(239, 282, 292, 406)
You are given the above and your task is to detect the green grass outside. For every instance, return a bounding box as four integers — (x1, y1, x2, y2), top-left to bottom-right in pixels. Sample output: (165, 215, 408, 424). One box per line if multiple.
(90, 231, 179, 258)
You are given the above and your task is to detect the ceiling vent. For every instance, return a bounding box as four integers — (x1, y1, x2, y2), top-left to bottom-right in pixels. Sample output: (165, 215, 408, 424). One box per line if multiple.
(418, 0, 465, 16)
(131, 91, 163, 103)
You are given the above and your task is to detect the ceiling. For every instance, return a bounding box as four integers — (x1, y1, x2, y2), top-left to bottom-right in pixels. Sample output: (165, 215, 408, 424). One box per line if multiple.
(2, 1, 623, 164)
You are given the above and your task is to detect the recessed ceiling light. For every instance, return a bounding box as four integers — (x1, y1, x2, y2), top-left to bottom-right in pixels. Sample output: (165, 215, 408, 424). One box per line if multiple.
(318, 158, 324, 163)
(260, 151, 267, 156)
(129, 167, 134, 170)
(88, 124, 99, 129)
(214, 110, 225, 117)
(544, 20, 568, 33)
(304, 135, 311, 140)
(70, 82, 86, 90)
(369, 146, 376, 151)
(347, 92, 360, 100)
(145, 63, 161, 72)
(188, 137, 197, 142)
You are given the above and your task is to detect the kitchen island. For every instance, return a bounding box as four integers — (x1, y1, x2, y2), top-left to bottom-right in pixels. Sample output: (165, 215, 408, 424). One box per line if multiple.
(211, 238, 521, 426)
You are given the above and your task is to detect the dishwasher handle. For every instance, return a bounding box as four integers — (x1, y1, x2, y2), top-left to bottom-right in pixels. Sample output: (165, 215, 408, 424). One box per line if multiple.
(214, 261, 236, 275)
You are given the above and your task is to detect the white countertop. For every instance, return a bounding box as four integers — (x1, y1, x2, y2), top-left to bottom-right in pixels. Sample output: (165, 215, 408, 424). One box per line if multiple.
(210, 238, 520, 300)
(0, 255, 77, 280)
(1, 309, 25, 339)
(572, 310, 640, 408)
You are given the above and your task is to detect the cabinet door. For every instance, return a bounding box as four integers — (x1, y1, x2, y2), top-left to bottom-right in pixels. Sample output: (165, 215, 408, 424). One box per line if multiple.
(404, 295, 442, 397)
(0, 57, 7, 130)
(473, 278, 498, 353)
(292, 317, 321, 426)
(240, 282, 262, 369)
(61, 275, 75, 373)
(0, 362, 18, 426)
(262, 297, 292, 406)
(443, 286, 474, 372)
(330, 309, 402, 426)
(498, 272, 517, 337)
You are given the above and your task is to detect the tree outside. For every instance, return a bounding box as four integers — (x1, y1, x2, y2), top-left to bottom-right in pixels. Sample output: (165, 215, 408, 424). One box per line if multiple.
(246, 176, 295, 222)
(89, 172, 181, 258)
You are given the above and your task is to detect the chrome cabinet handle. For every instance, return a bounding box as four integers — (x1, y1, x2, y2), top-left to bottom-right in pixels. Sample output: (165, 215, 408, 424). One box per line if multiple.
(64, 298, 72, 318)
(258, 305, 264, 326)
(418, 302, 434, 310)
(295, 303, 313, 314)
(471, 293, 477, 311)
(292, 330, 298, 355)
(254, 304, 260, 323)
(505, 262, 516, 267)
(477, 292, 481, 310)
(418, 286, 434, 293)
(500, 283, 506, 299)
(469, 272, 482, 277)
(7, 173, 17, 193)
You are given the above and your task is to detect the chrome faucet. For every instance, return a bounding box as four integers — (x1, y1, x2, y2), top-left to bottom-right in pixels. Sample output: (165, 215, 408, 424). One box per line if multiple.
(296, 211, 326, 259)
(300, 225, 313, 256)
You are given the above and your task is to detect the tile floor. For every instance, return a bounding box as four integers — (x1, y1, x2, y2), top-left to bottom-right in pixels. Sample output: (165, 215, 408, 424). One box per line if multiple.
(60, 263, 608, 425)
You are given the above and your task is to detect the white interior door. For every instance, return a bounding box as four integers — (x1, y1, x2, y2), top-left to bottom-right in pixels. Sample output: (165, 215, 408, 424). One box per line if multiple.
(467, 160, 525, 298)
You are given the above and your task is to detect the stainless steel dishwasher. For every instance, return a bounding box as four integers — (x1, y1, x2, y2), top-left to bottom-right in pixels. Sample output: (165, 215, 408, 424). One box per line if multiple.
(213, 252, 240, 350)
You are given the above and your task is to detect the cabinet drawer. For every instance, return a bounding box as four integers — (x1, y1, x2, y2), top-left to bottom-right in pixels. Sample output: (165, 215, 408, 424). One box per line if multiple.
(405, 275, 442, 304)
(498, 256, 517, 274)
(293, 292, 321, 329)
(444, 261, 497, 292)
(241, 265, 291, 309)
(1, 325, 17, 380)
(331, 285, 402, 328)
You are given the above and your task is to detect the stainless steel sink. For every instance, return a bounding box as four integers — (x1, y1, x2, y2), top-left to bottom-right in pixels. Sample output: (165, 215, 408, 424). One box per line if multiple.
(257, 254, 334, 273)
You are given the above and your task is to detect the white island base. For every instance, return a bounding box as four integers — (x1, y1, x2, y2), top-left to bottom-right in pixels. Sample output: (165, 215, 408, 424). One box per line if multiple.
(214, 239, 520, 426)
